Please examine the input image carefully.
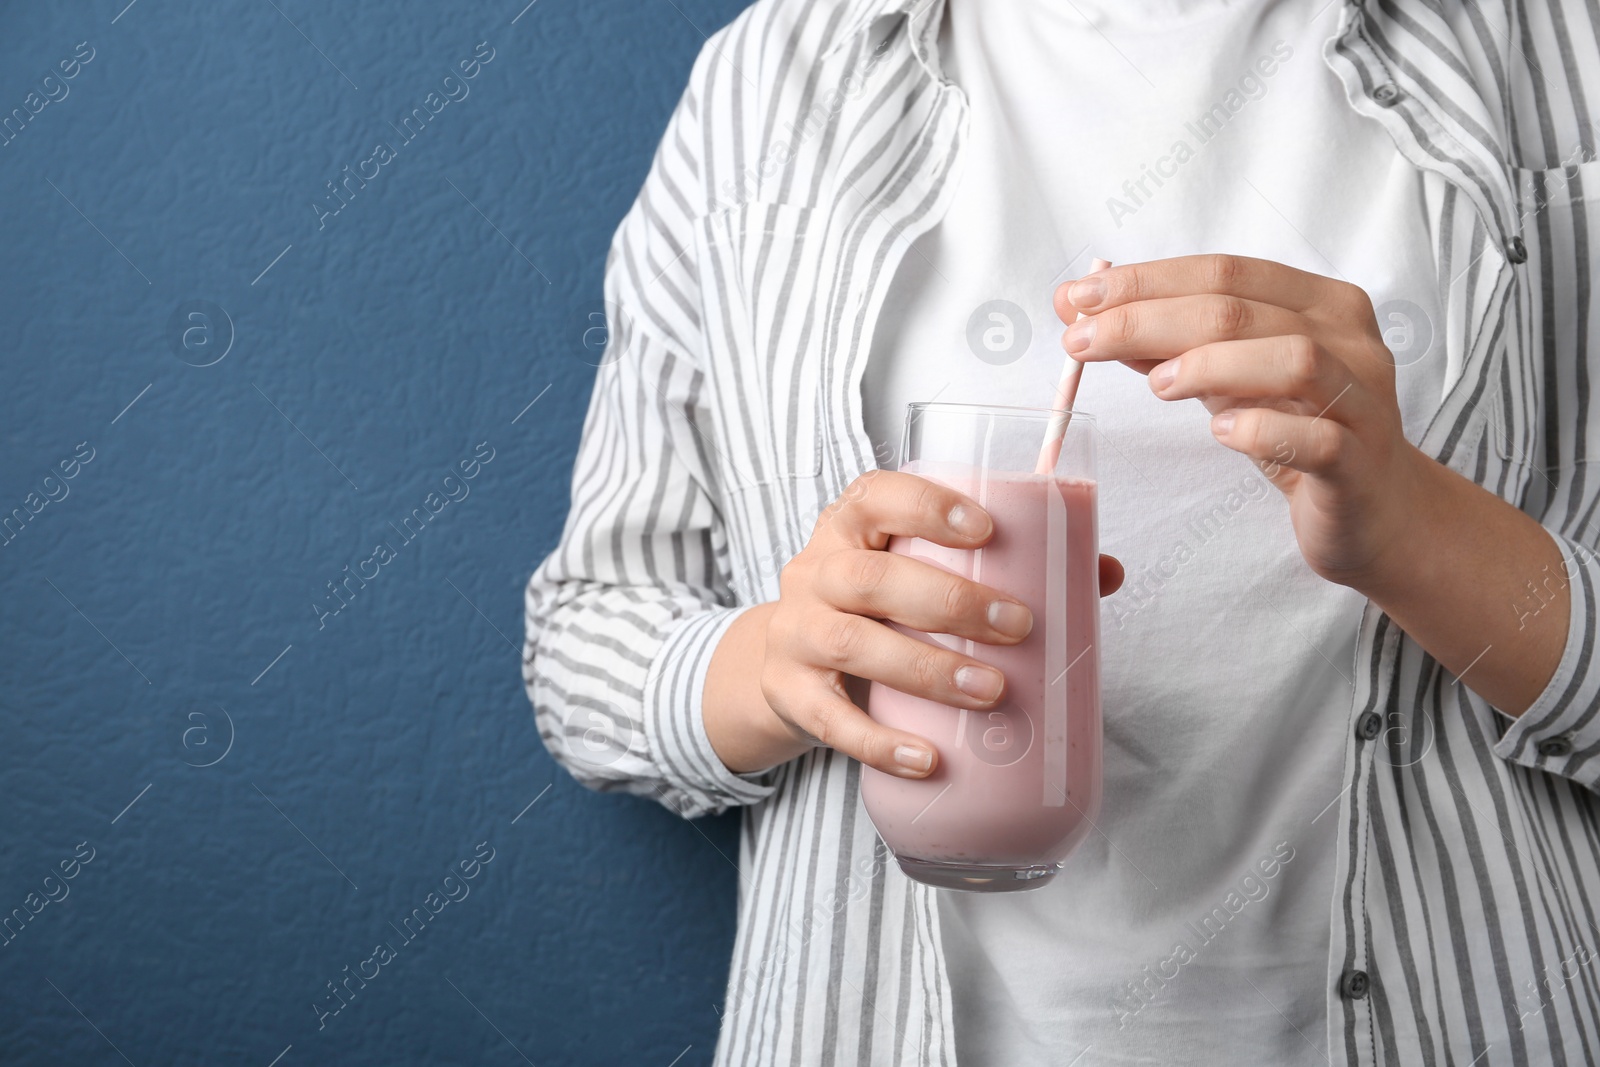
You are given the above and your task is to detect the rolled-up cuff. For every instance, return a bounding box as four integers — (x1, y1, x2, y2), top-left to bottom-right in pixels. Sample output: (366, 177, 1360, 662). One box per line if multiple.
(642, 605, 779, 818)
(1494, 531, 1600, 791)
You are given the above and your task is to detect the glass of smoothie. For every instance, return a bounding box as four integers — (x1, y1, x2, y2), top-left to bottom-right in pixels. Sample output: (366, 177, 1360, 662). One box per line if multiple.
(862, 401, 1102, 892)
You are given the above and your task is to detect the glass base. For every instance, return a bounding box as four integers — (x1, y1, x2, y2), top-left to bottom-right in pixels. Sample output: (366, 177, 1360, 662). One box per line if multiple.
(895, 855, 1060, 893)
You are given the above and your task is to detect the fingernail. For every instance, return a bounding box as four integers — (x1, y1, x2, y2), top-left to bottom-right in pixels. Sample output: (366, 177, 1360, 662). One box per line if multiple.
(948, 504, 991, 539)
(894, 744, 934, 775)
(1213, 411, 1236, 435)
(1064, 317, 1096, 354)
(987, 600, 1034, 638)
(954, 665, 1004, 702)
(1152, 356, 1181, 391)
(1069, 276, 1107, 308)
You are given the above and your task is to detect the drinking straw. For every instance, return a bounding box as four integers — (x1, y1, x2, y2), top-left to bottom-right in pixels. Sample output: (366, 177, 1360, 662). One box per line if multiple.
(1035, 257, 1112, 475)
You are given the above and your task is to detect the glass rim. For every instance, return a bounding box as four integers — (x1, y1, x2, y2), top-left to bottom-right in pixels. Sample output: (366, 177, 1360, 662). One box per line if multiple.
(905, 400, 1096, 423)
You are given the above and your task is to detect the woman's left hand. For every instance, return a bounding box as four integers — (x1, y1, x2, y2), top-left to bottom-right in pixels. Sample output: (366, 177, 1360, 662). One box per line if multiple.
(1054, 254, 1427, 590)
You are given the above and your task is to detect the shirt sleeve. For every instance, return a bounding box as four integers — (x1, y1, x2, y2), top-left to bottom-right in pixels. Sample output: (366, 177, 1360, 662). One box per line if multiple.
(1490, 195, 1600, 787)
(523, 37, 777, 819)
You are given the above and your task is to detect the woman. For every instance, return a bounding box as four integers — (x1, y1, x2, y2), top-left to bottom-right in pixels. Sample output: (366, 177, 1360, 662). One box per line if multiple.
(525, 0, 1600, 1062)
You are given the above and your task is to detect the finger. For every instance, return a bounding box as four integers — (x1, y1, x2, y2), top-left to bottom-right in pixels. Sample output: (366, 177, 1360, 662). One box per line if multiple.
(1210, 406, 1354, 478)
(1099, 553, 1124, 596)
(1062, 294, 1304, 365)
(795, 608, 1008, 711)
(814, 469, 993, 552)
(1056, 254, 1346, 318)
(1148, 335, 1353, 415)
(815, 549, 1034, 644)
(766, 667, 939, 779)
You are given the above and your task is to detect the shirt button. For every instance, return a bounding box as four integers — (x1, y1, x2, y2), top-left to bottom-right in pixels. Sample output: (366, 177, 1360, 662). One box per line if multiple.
(1538, 735, 1574, 758)
(1506, 235, 1529, 264)
(1372, 84, 1402, 107)
(1340, 970, 1370, 1000)
(1356, 711, 1383, 742)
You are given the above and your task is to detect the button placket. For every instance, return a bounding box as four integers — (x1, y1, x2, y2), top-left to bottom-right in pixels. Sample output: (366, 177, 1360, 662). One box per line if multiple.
(1340, 969, 1371, 999)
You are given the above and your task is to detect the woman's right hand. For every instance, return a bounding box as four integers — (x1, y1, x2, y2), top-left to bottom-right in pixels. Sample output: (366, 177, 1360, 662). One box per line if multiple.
(758, 470, 1042, 779)
(704, 470, 1122, 781)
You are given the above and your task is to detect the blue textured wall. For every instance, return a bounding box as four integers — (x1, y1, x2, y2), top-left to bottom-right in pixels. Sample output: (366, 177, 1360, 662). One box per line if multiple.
(0, 1, 748, 1063)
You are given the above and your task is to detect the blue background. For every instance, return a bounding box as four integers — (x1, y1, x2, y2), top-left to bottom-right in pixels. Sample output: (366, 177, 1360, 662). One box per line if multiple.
(0, 1, 749, 1063)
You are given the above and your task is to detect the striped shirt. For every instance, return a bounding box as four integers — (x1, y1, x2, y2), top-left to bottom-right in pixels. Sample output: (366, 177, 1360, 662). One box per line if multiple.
(523, 1, 1600, 1062)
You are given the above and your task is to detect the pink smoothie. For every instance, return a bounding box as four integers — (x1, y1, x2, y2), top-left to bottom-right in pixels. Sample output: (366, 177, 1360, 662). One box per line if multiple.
(862, 466, 1102, 871)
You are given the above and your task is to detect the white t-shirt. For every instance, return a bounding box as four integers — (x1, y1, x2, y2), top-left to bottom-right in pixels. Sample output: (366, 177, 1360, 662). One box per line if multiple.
(859, 0, 1448, 1063)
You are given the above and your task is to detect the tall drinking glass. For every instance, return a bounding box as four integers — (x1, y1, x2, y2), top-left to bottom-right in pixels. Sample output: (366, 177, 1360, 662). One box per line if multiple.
(862, 402, 1103, 892)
